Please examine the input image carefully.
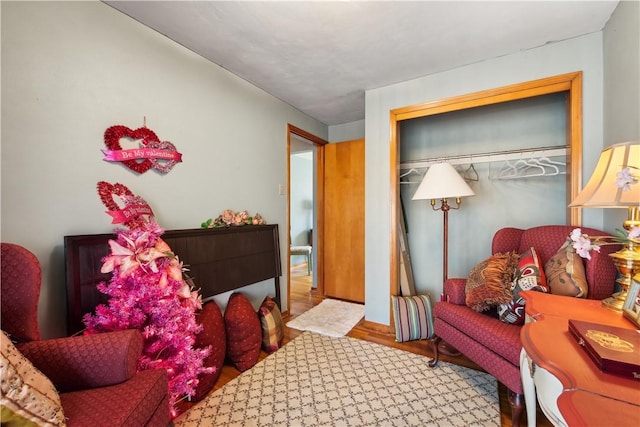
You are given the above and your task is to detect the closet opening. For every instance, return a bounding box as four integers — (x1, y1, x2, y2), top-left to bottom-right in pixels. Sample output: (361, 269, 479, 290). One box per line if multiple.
(388, 71, 583, 322)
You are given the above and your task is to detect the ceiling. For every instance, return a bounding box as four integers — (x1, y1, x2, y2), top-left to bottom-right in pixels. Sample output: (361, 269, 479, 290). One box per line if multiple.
(105, 1, 619, 126)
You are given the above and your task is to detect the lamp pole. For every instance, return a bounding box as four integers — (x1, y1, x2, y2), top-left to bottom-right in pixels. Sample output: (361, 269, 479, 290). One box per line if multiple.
(431, 197, 461, 300)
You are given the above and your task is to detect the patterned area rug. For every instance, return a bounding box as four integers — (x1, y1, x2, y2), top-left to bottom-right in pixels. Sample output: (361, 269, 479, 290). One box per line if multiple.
(285, 299, 365, 337)
(175, 332, 499, 426)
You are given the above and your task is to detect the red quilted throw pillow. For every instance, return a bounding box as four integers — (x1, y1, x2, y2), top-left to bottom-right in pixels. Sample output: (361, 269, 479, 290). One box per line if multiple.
(192, 300, 226, 401)
(224, 293, 262, 372)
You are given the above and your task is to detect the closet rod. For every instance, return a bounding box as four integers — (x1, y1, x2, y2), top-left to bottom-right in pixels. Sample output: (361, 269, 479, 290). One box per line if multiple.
(400, 145, 568, 170)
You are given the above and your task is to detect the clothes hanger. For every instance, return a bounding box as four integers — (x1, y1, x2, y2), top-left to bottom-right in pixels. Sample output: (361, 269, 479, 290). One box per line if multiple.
(399, 168, 422, 178)
(399, 168, 423, 184)
(497, 160, 519, 179)
(498, 158, 546, 179)
(540, 156, 566, 166)
(529, 157, 559, 176)
(463, 163, 479, 181)
(536, 156, 567, 175)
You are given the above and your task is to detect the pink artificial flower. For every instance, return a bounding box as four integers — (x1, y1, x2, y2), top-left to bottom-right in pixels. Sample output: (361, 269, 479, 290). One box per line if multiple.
(570, 228, 583, 241)
(176, 282, 191, 299)
(629, 226, 640, 240)
(253, 213, 265, 225)
(101, 232, 152, 277)
(221, 209, 235, 225)
(100, 240, 132, 274)
(157, 250, 183, 289)
(615, 167, 638, 191)
(167, 259, 184, 281)
(158, 260, 184, 288)
(140, 238, 176, 274)
(158, 272, 168, 289)
(153, 238, 172, 255)
(183, 291, 203, 311)
(101, 232, 178, 278)
(570, 228, 601, 260)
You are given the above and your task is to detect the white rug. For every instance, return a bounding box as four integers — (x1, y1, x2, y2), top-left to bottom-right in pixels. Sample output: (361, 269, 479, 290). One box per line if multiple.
(285, 298, 365, 337)
(175, 332, 499, 427)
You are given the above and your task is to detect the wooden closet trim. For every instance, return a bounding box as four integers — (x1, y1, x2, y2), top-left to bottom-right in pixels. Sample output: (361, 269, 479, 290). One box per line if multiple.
(388, 72, 583, 319)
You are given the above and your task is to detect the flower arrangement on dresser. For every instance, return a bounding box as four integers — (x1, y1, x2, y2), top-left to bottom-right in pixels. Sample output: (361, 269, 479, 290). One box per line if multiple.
(201, 209, 266, 228)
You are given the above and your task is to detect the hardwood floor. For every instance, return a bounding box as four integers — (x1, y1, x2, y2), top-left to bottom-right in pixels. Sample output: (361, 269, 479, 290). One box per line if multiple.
(181, 263, 552, 426)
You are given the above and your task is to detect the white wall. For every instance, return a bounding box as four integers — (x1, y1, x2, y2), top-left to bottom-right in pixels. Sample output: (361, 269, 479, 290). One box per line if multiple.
(603, 0, 640, 231)
(364, 32, 606, 326)
(1, 1, 326, 338)
(328, 119, 365, 143)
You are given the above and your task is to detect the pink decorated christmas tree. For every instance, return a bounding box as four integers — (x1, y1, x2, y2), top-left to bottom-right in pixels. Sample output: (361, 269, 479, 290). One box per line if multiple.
(85, 182, 212, 417)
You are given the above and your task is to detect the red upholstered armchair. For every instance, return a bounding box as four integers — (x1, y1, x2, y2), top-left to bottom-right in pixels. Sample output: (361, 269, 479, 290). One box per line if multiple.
(1, 243, 170, 426)
(427, 226, 617, 427)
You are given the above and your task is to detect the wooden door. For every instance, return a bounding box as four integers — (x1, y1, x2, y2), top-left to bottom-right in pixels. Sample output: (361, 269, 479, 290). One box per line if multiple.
(324, 139, 365, 302)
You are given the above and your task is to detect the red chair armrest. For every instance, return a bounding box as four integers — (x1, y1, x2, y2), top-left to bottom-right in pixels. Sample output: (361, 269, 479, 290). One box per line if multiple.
(444, 278, 467, 305)
(17, 329, 142, 392)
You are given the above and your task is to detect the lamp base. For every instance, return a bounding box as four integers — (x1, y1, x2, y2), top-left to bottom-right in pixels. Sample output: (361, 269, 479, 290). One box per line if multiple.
(601, 291, 627, 312)
(605, 243, 640, 313)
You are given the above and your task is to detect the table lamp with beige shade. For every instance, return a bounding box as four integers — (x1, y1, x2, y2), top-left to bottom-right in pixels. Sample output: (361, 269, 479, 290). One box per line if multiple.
(569, 141, 640, 311)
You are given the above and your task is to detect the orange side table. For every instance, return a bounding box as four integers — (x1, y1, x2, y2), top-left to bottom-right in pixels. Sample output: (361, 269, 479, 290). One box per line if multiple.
(519, 291, 640, 427)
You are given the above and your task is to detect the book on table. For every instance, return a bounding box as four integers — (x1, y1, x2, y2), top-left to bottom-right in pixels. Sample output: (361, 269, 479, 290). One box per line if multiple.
(568, 319, 640, 381)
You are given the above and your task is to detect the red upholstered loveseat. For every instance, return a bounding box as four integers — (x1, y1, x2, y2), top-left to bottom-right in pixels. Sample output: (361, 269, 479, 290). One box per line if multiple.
(1, 242, 170, 426)
(428, 225, 617, 427)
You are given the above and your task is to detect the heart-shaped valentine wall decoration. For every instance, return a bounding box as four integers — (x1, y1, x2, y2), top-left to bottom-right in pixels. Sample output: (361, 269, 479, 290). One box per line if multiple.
(147, 140, 181, 174)
(97, 181, 154, 230)
(103, 125, 159, 174)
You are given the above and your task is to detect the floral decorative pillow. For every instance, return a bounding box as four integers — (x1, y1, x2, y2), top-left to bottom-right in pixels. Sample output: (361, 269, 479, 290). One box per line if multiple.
(544, 239, 588, 297)
(465, 251, 520, 312)
(498, 247, 549, 325)
(0, 330, 66, 426)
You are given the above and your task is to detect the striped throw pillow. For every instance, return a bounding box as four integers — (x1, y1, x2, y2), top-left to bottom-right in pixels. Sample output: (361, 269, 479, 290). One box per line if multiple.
(391, 295, 434, 342)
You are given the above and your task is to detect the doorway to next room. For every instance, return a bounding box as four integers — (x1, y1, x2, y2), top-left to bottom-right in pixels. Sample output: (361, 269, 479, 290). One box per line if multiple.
(287, 124, 326, 317)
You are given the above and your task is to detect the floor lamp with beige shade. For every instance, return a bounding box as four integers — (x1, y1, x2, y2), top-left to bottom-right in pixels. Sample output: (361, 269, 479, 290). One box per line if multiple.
(412, 162, 476, 301)
(412, 162, 475, 356)
(569, 141, 640, 311)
